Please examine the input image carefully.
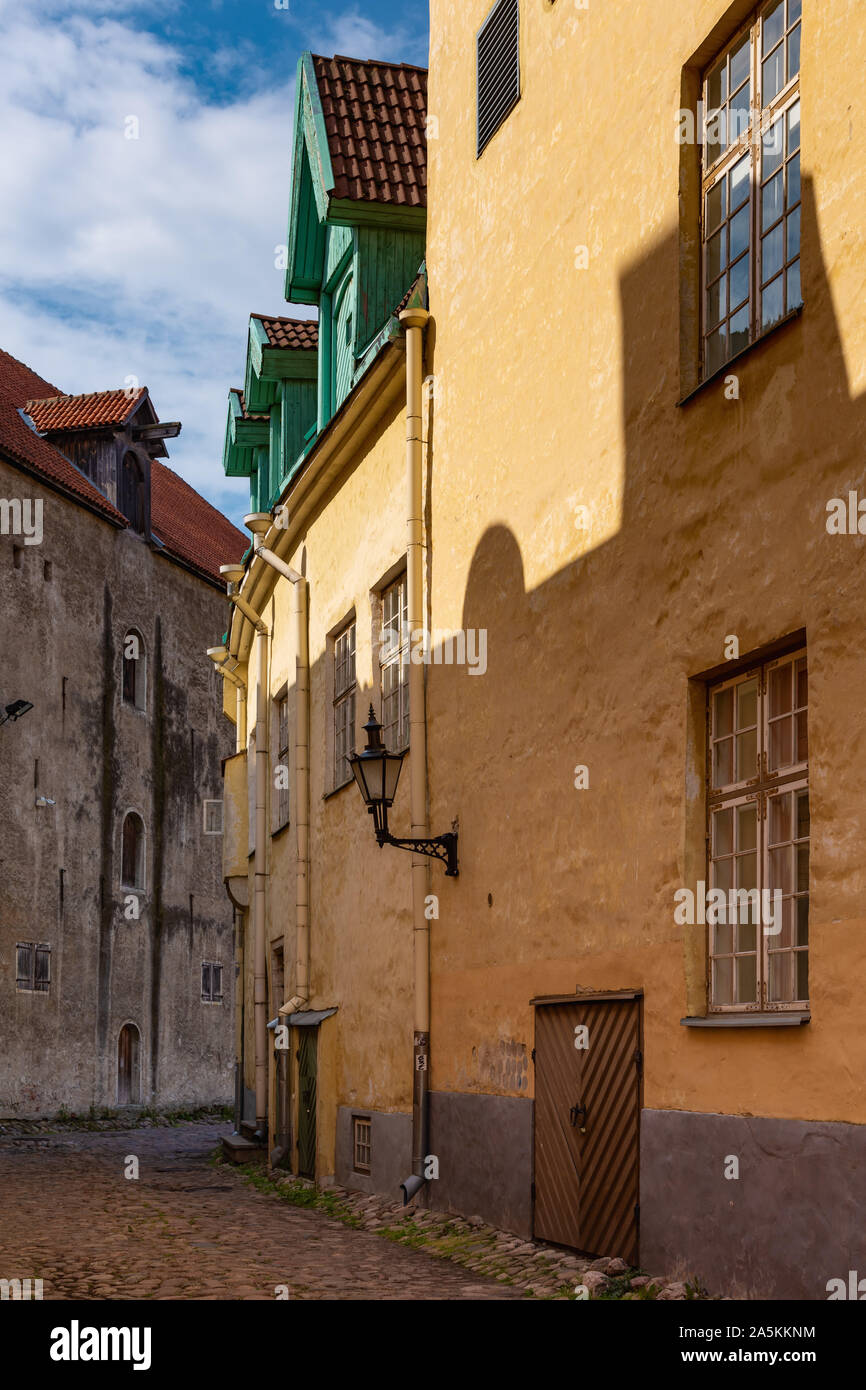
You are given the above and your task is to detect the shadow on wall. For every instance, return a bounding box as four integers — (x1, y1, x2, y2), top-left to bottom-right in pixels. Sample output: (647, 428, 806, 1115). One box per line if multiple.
(425, 176, 866, 1296)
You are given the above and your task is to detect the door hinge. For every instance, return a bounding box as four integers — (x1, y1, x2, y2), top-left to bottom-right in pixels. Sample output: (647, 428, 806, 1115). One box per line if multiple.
(531, 1047, 536, 1063)
(634, 1048, 643, 1077)
(530, 1181, 536, 1201)
(635, 1202, 640, 1225)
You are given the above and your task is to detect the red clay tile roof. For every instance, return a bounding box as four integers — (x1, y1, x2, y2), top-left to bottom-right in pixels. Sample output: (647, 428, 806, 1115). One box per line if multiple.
(311, 54, 427, 208)
(24, 387, 146, 433)
(0, 349, 126, 523)
(0, 347, 246, 582)
(251, 315, 318, 351)
(151, 461, 246, 584)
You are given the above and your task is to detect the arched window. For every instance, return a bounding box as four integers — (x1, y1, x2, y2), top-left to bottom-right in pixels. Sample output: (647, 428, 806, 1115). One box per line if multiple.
(117, 1022, 141, 1104)
(121, 812, 145, 890)
(122, 629, 146, 710)
(120, 452, 145, 533)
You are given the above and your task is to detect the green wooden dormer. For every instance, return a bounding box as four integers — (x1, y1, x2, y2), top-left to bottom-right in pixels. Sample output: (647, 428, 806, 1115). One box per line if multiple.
(285, 52, 427, 428)
(223, 316, 318, 513)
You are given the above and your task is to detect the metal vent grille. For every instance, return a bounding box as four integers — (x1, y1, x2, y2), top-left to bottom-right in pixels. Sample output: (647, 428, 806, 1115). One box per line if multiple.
(477, 0, 520, 157)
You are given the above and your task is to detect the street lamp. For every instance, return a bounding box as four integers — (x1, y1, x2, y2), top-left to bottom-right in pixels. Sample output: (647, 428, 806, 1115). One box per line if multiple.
(0, 700, 33, 726)
(349, 706, 459, 877)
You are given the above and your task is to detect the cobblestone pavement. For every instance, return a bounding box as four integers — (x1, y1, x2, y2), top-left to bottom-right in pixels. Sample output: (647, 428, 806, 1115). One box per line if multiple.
(0, 1122, 520, 1300)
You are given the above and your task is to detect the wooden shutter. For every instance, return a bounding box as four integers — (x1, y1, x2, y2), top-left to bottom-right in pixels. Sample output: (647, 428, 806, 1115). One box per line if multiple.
(16, 944, 33, 989)
(201, 962, 211, 1000)
(477, 0, 520, 156)
(35, 945, 50, 992)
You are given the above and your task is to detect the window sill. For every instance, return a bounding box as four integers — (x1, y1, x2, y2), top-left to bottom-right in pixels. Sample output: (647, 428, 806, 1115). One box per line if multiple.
(677, 304, 804, 408)
(323, 778, 354, 802)
(681, 1011, 810, 1028)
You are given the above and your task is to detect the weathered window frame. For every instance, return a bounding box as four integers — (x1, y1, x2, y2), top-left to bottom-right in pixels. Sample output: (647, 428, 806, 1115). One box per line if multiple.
(380, 575, 409, 753)
(274, 692, 290, 831)
(333, 620, 356, 790)
(701, 0, 802, 379)
(707, 645, 809, 1013)
(352, 1115, 372, 1174)
(201, 961, 223, 1004)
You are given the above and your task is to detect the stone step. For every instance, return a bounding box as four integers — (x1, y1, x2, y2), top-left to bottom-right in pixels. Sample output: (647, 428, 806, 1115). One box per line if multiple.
(222, 1134, 266, 1165)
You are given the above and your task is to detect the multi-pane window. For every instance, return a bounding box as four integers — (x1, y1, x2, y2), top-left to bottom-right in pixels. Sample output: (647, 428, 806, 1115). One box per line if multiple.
(707, 648, 808, 1012)
(16, 943, 50, 993)
(333, 623, 356, 787)
(702, 0, 802, 378)
(275, 694, 290, 828)
(352, 1115, 372, 1174)
(201, 961, 223, 1003)
(381, 577, 409, 751)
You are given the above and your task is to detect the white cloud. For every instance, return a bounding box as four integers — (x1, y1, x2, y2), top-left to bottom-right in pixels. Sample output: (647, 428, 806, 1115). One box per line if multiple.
(0, 4, 302, 521)
(307, 5, 427, 66)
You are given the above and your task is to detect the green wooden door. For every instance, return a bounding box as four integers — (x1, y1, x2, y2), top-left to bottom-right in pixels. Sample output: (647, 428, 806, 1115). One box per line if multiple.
(297, 1029, 317, 1179)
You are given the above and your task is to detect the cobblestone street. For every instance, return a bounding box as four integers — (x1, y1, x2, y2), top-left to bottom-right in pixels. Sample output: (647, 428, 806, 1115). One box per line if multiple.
(0, 1121, 520, 1301)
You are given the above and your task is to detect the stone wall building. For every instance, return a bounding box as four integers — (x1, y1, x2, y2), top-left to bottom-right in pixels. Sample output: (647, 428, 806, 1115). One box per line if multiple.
(216, 0, 866, 1300)
(0, 348, 245, 1116)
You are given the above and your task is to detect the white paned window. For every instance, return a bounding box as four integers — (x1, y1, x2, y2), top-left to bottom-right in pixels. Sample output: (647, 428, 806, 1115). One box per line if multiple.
(702, 0, 802, 378)
(380, 577, 409, 752)
(334, 623, 356, 788)
(707, 647, 808, 1011)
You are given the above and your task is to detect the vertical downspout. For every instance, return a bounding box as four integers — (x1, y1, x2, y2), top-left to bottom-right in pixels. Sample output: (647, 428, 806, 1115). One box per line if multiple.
(252, 538, 310, 1017)
(220, 583, 271, 1142)
(207, 645, 248, 1132)
(400, 307, 431, 1194)
(253, 621, 269, 1137)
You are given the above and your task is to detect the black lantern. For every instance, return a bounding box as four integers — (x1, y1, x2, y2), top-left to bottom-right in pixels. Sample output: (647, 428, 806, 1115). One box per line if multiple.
(349, 706, 459, 876)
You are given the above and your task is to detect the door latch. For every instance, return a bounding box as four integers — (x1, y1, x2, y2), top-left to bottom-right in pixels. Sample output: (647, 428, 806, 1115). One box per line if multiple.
(569, 1102, 587, 1133)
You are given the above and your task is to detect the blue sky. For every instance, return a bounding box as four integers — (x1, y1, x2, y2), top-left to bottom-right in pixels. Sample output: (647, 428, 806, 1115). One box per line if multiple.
(0, 0, 429, 527)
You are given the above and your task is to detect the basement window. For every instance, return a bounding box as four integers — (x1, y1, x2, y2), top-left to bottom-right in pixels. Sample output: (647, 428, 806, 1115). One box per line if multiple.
(477, 0, 520, 157)
(352, 1116, 372, 1174)
(201, 962, 223, 1003)
(16, 943, 50, 993)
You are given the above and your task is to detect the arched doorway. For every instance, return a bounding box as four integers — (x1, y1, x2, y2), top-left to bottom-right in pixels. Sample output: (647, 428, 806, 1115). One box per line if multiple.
(117, 1023, 141, 1104)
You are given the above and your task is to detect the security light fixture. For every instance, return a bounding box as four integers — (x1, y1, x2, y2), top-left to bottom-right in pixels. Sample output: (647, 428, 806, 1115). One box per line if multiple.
(0, 700, 33, 725)
(349, 706, 459, 877)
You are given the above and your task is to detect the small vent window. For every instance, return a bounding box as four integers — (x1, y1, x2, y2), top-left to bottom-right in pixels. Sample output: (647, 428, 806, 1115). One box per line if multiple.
(203, 800, 224, 835)
(477, 0, 520, 157)
(353, 1116, 372, 1174)
(201, 961, 223, 1003)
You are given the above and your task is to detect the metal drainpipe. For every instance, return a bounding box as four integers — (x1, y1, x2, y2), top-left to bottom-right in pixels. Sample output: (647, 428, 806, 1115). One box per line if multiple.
(399, 306, 432, 1203)
(207, 644, 248, 1135)
(219, 572, 270, 1141)
(244, 518, 311, 1021)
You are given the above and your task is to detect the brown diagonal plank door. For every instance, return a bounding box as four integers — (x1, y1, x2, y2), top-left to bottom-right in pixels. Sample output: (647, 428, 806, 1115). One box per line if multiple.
(534, 998, 641, 1264)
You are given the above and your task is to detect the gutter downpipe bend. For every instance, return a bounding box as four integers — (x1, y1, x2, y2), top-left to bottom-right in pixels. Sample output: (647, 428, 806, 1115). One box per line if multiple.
(399, 306, 431, 1204)
(252, 538, 311, 1021)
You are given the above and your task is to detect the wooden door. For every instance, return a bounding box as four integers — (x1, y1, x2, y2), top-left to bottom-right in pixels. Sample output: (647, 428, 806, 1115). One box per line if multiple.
(297, 1028, 317, 1179)
(534, 996, 641, 1264)
(117, 1023, 141, 1105)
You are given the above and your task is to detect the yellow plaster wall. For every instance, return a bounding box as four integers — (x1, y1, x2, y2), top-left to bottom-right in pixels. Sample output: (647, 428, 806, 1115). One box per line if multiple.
(245, 395, 417, 1169)
(425, 0, 866, 1123)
